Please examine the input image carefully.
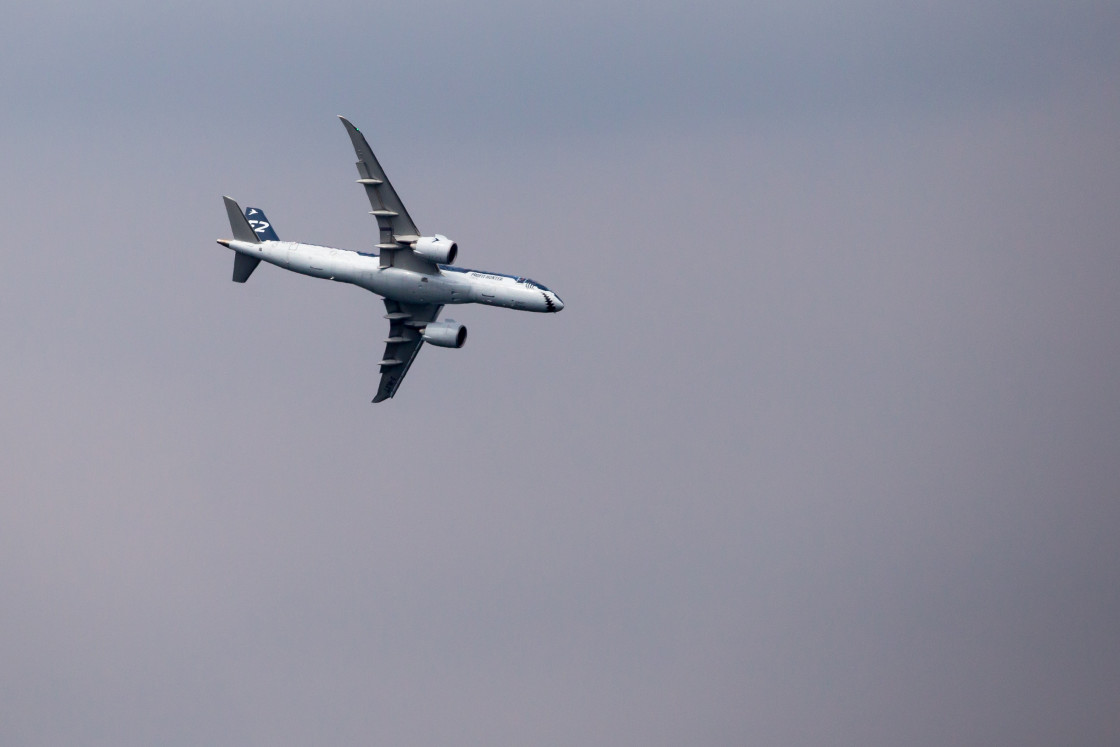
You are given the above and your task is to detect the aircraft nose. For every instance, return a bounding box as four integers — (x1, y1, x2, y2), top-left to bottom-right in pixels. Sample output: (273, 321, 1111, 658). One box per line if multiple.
(550, 293, 564, 312)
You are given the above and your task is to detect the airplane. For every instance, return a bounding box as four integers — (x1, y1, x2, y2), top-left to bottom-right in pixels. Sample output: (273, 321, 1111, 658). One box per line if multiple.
(217, 116, 564, 403)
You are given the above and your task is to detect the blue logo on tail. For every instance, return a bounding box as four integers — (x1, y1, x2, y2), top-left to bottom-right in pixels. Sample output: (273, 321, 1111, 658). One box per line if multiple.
(244, 207, 279, 241)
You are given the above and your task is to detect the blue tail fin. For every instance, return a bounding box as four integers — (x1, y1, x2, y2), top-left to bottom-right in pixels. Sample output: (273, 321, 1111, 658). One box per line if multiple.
(244, 207, 279, 241)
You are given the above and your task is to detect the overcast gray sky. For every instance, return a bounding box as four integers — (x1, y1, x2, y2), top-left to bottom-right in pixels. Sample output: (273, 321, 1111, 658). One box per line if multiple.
(2, 1, 1119, 745)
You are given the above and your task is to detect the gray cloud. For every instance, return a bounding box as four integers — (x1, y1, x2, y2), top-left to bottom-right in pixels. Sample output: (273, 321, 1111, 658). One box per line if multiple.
(4, 1, 1118, 137)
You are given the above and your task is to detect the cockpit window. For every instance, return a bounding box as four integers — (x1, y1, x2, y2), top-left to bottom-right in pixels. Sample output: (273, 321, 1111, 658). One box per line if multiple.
(519, 278, 550, 291)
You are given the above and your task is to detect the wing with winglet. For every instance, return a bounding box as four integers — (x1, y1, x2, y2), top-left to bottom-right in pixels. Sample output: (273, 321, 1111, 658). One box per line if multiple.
(374, 299, 444, 403)
(339, 116, 438, 274)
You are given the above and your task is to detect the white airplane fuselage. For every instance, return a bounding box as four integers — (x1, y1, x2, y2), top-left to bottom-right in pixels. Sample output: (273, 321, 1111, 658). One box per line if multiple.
(222, 238, 564, 312)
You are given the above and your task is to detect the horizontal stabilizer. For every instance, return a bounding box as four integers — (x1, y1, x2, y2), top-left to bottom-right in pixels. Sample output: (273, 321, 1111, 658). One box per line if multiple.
(223, 196, 261, 243)
(232, 253, 261, 283)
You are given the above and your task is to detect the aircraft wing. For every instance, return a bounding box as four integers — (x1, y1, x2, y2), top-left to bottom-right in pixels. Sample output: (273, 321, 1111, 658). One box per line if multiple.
(339, 116, 438, 274)
(373, 299, 443, 403)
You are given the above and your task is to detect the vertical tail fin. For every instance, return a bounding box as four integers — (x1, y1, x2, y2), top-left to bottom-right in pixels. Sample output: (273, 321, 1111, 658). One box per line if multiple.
(244, 207, 279, 241)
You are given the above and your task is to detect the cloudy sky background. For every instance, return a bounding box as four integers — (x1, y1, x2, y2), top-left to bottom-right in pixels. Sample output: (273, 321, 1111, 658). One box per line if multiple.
(2, 1, 1119, 744)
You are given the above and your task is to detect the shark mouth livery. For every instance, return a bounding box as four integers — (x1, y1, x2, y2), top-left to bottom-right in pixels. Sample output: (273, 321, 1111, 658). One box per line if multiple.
(216, 116, 563, 403)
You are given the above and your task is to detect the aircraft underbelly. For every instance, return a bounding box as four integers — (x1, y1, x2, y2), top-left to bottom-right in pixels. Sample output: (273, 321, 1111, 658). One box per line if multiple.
(362, 268, 459, 304)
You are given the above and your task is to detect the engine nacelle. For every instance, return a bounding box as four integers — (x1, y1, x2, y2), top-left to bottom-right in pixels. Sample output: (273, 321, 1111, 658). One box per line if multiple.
(422, 320, 467, 348)
(413, 234, 458, 264)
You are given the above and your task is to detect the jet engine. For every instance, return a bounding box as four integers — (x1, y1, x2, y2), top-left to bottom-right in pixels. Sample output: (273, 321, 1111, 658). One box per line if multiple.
(413, 235, 458, 264)
(422, 320, 467, 348)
